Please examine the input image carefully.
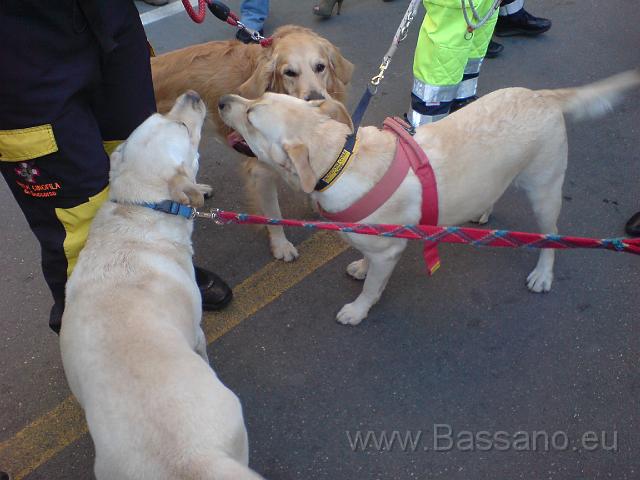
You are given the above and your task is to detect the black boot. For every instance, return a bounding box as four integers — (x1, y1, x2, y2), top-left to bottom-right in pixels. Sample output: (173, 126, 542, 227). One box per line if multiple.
(625, 212, 640, 237)
(1, 471, 11, 480)
(485, 39, 504, 59)
(195, 266, 233, 311)
(49, 301, 64, 334)
(495, 9, 552, 37)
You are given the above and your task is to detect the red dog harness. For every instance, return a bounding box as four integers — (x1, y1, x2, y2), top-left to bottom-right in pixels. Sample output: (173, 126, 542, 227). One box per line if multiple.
(319, 117, 441, 275)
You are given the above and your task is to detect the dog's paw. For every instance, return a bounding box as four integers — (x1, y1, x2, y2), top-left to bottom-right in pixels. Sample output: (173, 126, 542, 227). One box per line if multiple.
(475, 211, 491, 224)
(346, 259, 368, 280)
(336, 302, 368, 326)
(271, 240, 299, 262)
(526, 268, 553, 293)
(472, 208, 492, 225)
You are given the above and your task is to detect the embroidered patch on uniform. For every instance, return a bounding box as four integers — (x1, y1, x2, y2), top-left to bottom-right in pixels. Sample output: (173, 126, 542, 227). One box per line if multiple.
(14, 162, 61, 198)
(14, 162, 40, 183)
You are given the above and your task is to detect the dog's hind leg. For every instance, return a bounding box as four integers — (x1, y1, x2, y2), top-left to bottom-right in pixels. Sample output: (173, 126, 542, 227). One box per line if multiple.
(245, 160, 299, 262)
(337, 239, 406, 325)
(524, 175, 564, 293)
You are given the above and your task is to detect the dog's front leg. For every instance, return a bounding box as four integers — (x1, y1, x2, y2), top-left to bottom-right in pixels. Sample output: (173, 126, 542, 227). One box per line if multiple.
(246, 161, 299, 262)
(336, 240, 406, 326)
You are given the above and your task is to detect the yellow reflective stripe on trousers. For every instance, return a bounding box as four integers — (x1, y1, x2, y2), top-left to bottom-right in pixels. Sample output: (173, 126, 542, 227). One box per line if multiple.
(55, 187, 110, 277)
(102, 140, 123, 157)
(0, 125, 59, 162)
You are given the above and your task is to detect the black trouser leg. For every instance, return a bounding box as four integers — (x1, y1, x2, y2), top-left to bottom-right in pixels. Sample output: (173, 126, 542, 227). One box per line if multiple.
(0, 1, 156, 332)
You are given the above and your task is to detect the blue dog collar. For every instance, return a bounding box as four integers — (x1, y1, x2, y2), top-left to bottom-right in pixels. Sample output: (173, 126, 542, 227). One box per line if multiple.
(141, 200, 196, 219)
(109, 199, 196, 219)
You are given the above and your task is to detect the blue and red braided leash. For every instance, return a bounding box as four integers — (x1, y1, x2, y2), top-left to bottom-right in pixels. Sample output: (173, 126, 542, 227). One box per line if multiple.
(198, 209, 640, 259)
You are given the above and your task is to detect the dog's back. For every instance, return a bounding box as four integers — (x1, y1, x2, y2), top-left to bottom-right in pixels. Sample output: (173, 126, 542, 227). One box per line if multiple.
(61, 204, 251, 479)
(152, 40, 262, 121)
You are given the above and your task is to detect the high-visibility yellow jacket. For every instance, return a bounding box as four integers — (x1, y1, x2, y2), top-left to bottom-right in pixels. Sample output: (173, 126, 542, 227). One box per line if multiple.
(413, 0, 498, 86)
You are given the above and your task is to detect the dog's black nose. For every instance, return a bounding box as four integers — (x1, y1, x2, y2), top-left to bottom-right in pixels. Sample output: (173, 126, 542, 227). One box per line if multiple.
(305, 91, 325, 101)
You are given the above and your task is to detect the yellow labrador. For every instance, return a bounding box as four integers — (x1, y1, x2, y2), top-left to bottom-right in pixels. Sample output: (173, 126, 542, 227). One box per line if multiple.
(60, 92, 263, 480)
(218, 71, 640, 325)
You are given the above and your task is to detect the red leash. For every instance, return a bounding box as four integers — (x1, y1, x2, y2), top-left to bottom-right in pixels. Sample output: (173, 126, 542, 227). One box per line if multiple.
(194, 209, 640, 257)
(180, 0, 273, 46)
(181, 0, 208, 23)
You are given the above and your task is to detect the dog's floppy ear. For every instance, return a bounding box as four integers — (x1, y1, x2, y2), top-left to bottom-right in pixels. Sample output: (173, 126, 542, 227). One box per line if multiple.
(168, 166, 212, 207)
(310, 98, 354, 132)
(283, 143, 316, 194)
(319, 39, 354, 103)
(237, 55, 275, 99)
(325, 41, 353, 85)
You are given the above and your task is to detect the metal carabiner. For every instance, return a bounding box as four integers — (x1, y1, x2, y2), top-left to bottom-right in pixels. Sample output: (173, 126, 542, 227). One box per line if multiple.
(370, 57, 390, 86)
(192, 208, 223, 224)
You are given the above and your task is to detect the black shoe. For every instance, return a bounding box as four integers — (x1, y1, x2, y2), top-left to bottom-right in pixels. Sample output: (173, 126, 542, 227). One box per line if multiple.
(195, 266, 233, 311)
(49, 302, 64, 334)
(1, 471, 11, 480)
(495, 9, 552, 37)
(485, 39, 504, 58)
(625, 211, 640, 237)
(235, 28, 263, 44)
(450, 96, 478, 113)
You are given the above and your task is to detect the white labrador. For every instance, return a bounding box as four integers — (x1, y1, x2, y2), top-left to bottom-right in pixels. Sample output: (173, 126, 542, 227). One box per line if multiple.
(60, 92, 263, 480)
(218, 71, 640, 326)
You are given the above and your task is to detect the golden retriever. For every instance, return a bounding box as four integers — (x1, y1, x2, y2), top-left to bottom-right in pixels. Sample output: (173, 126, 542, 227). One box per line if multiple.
(152, 25, 353, 261)
(60, 92, 263, 480)
(218, 71, 640, 325)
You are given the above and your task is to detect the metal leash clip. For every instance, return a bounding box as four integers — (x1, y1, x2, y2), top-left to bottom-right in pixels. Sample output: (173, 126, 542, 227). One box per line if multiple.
(238, 23, 266, 42)
(192, 207, 223, 224)
(207, 0, 267, 42)
(370, 57, 391, 89)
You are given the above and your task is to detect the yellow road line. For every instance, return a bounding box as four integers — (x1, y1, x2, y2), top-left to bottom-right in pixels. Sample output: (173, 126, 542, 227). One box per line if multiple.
(0, 231, 348, 479)
(203, 230, 348, 343)
(0, 397, 86, 480)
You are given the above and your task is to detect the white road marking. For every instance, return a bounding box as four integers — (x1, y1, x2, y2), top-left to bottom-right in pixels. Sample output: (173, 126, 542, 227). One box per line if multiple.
(140, 0, 199, 26)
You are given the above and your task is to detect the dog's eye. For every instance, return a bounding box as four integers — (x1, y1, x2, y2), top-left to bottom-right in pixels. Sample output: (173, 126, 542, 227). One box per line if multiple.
(284, 69, 298, 78)
(315, 63, 326, 73)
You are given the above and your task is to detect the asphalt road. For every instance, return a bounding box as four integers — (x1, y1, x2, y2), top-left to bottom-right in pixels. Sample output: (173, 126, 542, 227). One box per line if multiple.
(1, 0, 639, 479)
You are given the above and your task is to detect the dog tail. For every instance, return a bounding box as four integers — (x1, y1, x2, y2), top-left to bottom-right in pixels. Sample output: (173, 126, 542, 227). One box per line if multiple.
(539, 69, 640, 121)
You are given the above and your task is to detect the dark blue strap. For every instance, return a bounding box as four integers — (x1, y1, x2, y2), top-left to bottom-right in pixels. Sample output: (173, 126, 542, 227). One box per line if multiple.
(313, 88, 373, 191)
(343, 87, 373, 151)
(351, 87, 373, 133)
